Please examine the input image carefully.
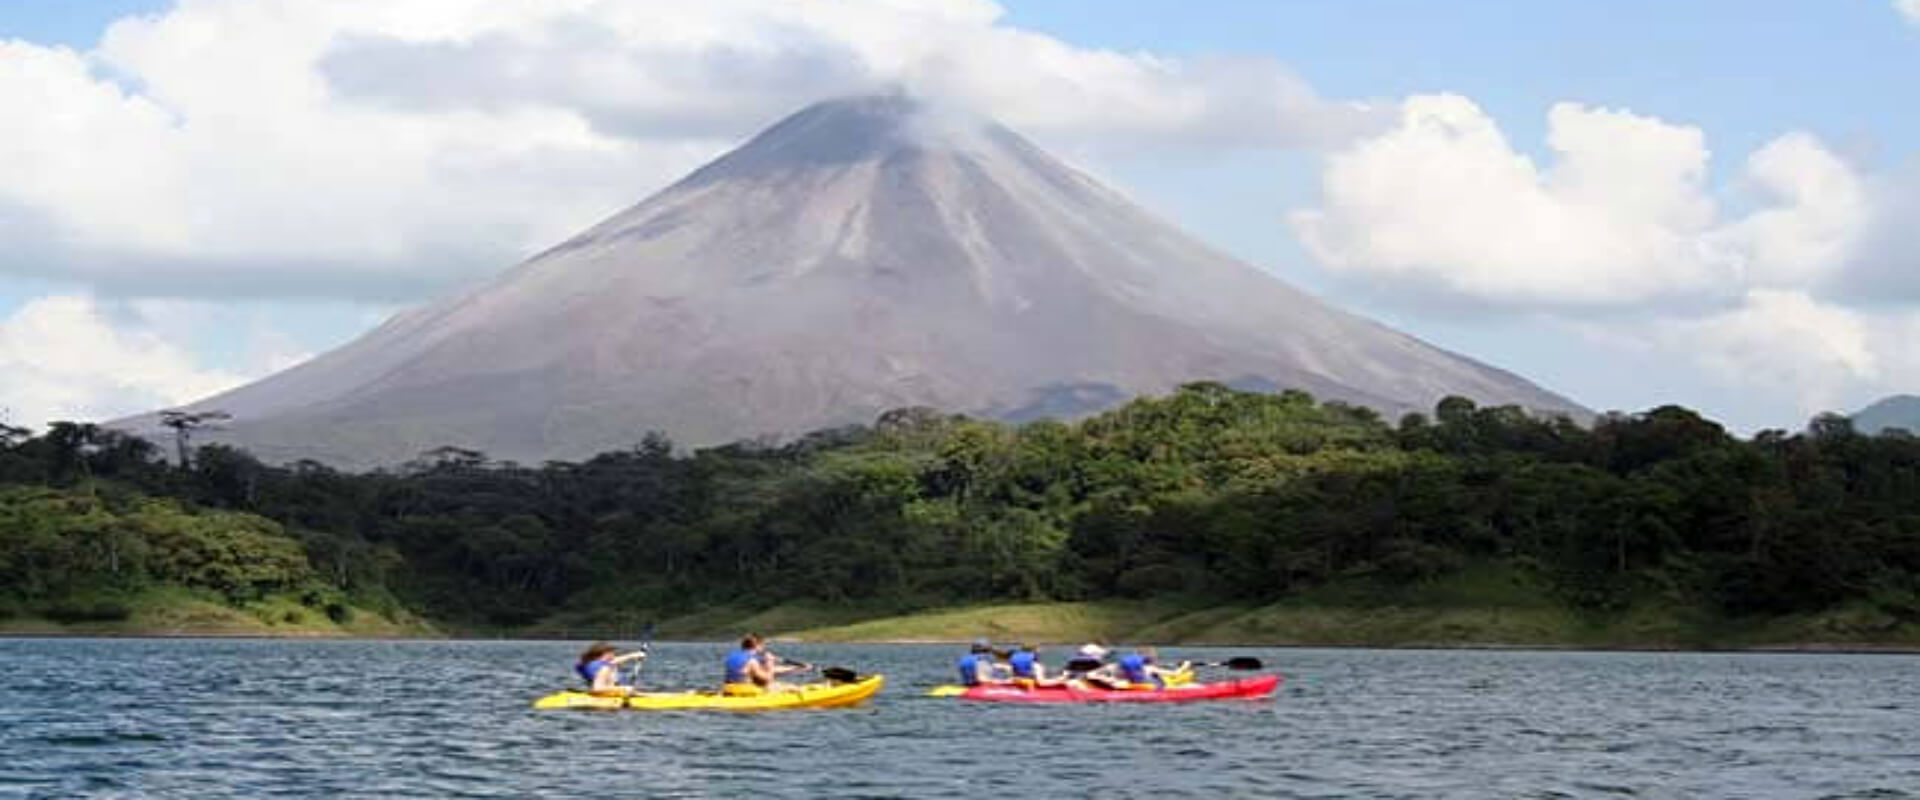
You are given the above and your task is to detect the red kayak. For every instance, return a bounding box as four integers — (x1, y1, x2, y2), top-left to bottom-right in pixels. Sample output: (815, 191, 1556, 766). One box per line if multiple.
(932, 674, 1281, 703)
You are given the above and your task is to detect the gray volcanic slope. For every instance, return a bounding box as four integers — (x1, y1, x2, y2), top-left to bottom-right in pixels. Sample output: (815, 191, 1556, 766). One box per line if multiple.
(152, 95, 1583, 467)
(1852, 395, 1920, 435)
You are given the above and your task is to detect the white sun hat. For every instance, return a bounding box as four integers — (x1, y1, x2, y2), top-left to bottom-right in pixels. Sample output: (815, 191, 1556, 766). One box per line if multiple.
(1078, 643, 1109, 659)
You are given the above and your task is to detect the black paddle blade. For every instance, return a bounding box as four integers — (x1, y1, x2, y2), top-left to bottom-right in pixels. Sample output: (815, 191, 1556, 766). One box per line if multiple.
(1223, 657, 1263, 670)
(821, 667, 860, 683)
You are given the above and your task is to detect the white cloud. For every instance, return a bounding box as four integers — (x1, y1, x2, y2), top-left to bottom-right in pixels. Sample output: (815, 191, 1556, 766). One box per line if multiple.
(1899, 0, 1920, 25)
(0, 0, 1381, 301)
(1667, 289, 1878, 415)
(1711, 133, 1869, 289)
(1288, 92, 1919, 423)
(1289, 94, 1870, 309)
(0, 296, 255, 428)
(1837, 165, 1920, 302)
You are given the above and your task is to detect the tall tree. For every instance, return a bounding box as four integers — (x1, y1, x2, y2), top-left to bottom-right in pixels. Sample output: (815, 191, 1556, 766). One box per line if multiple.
(158, 410, 232, 470)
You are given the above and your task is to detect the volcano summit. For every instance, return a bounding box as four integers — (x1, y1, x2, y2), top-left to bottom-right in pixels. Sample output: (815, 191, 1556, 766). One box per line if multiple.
(152, 94, 1581, 467)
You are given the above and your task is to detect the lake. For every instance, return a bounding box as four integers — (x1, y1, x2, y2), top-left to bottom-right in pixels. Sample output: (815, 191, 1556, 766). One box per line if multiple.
(1, 639, 1915, 797)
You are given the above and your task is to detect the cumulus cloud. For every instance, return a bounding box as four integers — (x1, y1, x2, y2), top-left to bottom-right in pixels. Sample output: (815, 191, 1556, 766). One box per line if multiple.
(1900, 0, 1920, 25)
(1834, 165, 1920, 304)
(1289, 95, 1872, 310)
(317, 2, 1382, 150)
(0, 0, 1381, 302)
(1666, 289, 1878, 415)
(1288, 93, 1920, 423)
(0, 296, 257, 428)
(1290, 96, 1722, 307)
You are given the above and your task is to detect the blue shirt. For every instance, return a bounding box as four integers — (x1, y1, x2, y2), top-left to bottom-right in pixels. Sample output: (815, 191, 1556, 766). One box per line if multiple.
(957, 653, 989, 686)
(1119, 654, 1161, 687)
(578, 659, 613, 686)
(724, 649, 756, 684)
(1009, 650, 1038, 679)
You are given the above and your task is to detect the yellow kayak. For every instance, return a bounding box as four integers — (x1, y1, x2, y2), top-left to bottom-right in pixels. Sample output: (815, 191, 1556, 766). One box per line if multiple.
(533, 675, 884, 711)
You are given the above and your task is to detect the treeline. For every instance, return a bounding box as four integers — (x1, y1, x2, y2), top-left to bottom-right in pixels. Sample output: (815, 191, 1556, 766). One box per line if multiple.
(3, 384, 1918, 628)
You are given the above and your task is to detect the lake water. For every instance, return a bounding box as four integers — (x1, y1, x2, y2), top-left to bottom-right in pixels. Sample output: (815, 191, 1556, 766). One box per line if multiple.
(2, 639, 1916, 798)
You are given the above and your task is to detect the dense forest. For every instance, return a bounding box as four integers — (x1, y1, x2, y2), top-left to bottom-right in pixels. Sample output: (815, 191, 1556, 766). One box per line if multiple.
(4, 383, 1919, 635)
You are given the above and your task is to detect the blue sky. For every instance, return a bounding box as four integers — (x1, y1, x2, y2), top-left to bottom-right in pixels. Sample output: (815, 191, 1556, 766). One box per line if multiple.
(2, 0, 1916, 433)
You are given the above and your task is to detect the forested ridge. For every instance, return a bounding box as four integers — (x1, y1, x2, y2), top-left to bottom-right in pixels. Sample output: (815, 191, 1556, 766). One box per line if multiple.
(4, 383, 1918, 640)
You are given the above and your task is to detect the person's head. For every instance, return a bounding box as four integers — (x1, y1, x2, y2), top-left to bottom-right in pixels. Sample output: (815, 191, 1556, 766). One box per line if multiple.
(579, 641, 616, 664)
(1019, 642, 1037, 654)
(1078, 643, 1108, 660)
(1138, 646, 1158, 663)
(970, 638, 992, 654)
(740, 633, 763, 651)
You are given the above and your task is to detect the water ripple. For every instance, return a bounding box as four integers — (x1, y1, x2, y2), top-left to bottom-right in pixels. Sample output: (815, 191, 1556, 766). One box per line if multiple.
(3, 640, 1919, 797)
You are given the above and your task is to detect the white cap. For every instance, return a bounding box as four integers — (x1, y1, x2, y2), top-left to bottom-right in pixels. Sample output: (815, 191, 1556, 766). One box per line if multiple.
(1078, 644, 1108, 658)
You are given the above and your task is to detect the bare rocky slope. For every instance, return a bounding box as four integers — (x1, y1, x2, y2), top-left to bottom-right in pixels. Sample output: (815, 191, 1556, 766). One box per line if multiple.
(139, 94, 1583, 468)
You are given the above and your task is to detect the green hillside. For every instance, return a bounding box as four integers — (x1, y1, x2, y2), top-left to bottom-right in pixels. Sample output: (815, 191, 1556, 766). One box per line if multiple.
(5, 387, 1920, 648)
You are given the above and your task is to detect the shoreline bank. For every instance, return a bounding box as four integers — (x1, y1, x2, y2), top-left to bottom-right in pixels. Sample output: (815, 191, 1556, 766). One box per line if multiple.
(9, 597, 1919, 654)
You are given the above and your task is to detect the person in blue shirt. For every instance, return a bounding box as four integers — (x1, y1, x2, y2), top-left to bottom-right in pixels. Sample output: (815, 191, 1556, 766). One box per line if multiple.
(723, 633, 807, 695)
(576, 641, 647, 696)
(1095, 646, 1188, 690)
(956, 639, 1010, 687)
(1005, 642, 1064, 688)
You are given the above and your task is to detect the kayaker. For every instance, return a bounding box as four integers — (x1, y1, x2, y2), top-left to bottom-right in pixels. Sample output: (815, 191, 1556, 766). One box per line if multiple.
(1006, 642, 1063, 688)
(724, 633, 807, 695)
(956, 639, 1010, 686)
(1058, 643, 1111, 688)
(576, 641, 647, 696)
(1062, 643, 1108, 679)
(1105, 645, 1188, 689)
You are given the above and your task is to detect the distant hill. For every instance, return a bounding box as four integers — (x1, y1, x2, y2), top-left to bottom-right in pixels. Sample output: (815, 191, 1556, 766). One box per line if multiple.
(1852, 395, 1920, 435)
(126, 93, 1582, 468)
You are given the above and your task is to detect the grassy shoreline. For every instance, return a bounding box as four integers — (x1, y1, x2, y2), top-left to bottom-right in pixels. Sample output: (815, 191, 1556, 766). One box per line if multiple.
(0, 587, 437, 639)
(12, 596, 1917, 653)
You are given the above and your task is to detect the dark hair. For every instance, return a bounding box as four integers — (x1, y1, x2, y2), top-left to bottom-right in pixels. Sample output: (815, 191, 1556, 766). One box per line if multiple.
(740, 633, 762, 649)
(579, 641, 616, 664)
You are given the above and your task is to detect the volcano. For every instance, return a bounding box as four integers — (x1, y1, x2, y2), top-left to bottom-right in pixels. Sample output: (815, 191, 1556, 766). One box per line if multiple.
(150, 94, 1581, 467)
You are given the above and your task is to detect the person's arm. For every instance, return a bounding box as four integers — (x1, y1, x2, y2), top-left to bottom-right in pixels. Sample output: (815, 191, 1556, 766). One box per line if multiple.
(591, 663, 621, 692)
(745, 657, 774, 685)
(611, 650, 648, 665)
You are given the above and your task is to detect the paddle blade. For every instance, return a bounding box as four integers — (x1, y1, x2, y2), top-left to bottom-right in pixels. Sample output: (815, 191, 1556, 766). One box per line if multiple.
(821, 667, 860, 684)
(926, 685, 969, 698)
(1223, 657, 1263, 670)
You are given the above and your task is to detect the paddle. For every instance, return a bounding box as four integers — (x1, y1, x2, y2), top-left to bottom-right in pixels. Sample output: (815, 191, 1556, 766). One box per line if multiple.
(771, 652, 864, 682)
(1192, 656, 1264, 670)
(767, 656, 860, 684)
(626, 622, 656, 687)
